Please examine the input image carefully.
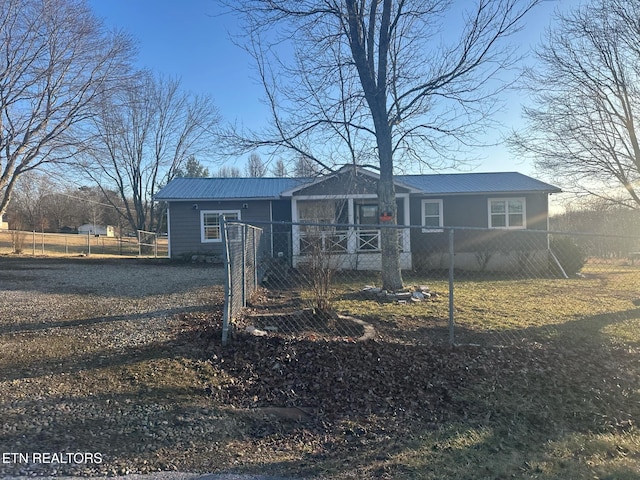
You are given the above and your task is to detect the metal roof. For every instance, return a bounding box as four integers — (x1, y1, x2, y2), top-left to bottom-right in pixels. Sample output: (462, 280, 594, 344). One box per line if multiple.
(155, 171, 560, 201)
(396, 172, 561, 195)
(154, 177, 312, 201)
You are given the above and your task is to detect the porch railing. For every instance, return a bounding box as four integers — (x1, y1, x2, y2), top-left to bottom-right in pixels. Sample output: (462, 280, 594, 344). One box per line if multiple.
(357, 229, 380, 251)
(299, 230, 349, 255)
(299, 228, 405, 254)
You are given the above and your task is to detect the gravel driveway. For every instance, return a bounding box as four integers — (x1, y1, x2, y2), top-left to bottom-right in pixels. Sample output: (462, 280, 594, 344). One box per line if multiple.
(0, 257, 236, 478)
(0, 257, 225, 349)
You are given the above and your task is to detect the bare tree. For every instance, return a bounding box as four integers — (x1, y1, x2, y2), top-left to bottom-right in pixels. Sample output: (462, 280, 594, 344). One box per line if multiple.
(510, 0, 640, 209)
(41, 192, 78, 232)
(272, 159, 288, 177)
(9, 172, 54, 232)
(220, 0, 541, 290)
(74, 186, 122, 231)
(0, 0, 134, 218)
(82, 73, 220, 233)
(216, 165, 242, 177)
(7, 174, 119, 233)
(294, 155, 321, 177)
(246, 153, 267, 177)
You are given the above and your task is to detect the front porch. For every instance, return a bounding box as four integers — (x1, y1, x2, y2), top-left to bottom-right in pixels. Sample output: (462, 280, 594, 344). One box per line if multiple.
(291, 196, 412, 271)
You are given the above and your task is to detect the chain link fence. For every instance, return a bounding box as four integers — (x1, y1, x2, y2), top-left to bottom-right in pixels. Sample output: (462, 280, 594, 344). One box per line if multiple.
(221, 220, 640, 347)
(221, 219, 263, 345)
(0, 229, 168, 257)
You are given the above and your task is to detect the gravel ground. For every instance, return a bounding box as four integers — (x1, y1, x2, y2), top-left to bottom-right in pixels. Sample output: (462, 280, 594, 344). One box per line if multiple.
(0, 257, 242, 478)
(0, 257, 222, 369)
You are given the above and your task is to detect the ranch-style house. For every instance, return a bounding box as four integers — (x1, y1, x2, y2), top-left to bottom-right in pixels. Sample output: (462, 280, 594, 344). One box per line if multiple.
(154, 165, 561, 271)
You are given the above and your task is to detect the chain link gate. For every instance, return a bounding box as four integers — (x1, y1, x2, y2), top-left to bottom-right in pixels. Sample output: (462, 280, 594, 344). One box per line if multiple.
(221, 218, 263, 345)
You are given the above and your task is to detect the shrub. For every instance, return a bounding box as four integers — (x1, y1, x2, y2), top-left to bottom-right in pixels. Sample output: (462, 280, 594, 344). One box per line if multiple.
(10, 229, 26, 254)
(550, 236, 586, 276)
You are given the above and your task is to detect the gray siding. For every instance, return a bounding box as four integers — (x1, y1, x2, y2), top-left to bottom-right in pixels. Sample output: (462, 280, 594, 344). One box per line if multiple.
(409, 193, 549, 229)
(410, 193, 550, 267)
(168, 200, 273, 259)
(271, 200, 293, 259)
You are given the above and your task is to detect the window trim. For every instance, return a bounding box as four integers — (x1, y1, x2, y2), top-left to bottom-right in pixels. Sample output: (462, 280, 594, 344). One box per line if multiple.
(421, 199, 444, 233)
(200, 210, 241, 243)
(487, 197, 526, 229)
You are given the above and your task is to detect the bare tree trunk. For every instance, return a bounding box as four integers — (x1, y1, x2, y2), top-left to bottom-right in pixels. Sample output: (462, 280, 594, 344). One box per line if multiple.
(374, 117, 403, 291)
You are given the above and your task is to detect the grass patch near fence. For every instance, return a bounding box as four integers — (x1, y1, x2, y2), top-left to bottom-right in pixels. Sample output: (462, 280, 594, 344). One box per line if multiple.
(327, 262, 640, 347)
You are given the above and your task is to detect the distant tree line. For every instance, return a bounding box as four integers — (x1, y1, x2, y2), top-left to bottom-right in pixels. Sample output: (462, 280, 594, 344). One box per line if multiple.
(6, 172, 124, 234)
(4, 153, 325, 234)
(213, 154, 321, 178)
(550, 200, 640, 258)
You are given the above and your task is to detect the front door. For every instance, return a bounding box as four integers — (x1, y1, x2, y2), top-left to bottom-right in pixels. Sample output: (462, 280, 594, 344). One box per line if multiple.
(357, 204, 379, 251)
(357, 204, 378, 225)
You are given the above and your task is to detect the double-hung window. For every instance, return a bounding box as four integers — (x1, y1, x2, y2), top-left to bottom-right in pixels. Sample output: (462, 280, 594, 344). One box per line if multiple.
(488, 198, 525, 229)
(421, 199, 443, 232)
(201, 210, 240, 242)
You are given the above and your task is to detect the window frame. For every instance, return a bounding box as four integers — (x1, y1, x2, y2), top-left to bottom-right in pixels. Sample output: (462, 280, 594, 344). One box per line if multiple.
(200, 210, 241, 243)
(487, 197, 526, 229)
(421, 199, 444, 233)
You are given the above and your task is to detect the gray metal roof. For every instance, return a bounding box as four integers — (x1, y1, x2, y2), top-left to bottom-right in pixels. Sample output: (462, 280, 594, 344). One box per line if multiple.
(155, 171, 560, 201)
(154, 177, 312, 201)
(396, 172, 561, 195)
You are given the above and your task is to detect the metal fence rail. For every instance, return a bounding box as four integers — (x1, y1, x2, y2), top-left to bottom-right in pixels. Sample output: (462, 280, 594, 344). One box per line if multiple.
(221, 220, 640, 347)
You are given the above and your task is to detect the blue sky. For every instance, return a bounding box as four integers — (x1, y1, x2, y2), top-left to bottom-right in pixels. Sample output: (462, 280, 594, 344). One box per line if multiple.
(88, 0, 578, 176)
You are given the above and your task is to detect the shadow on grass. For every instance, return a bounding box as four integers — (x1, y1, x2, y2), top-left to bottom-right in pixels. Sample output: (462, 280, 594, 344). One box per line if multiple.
(515, 307, 640, 347)
(0, 302, 226, 383)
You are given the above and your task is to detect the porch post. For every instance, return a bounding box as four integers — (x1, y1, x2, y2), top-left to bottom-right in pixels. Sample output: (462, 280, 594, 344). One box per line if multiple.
(291, 198, 300, 263)
(347, 198, 357, 254)
(403, 195, 410, 252)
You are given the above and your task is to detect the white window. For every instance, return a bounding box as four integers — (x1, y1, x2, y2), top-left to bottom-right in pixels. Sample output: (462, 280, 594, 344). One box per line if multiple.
(201, 210, 240, 243)
(488, 198, 525, 229)
(421, 199, 443, 232)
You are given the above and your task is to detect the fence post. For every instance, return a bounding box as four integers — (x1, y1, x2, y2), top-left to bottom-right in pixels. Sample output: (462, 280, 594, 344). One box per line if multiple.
(448, 227, 455, 345)
(253, 227, 259, 290)
(221, 216, 232, 346)
(241, 225, 247, 307)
